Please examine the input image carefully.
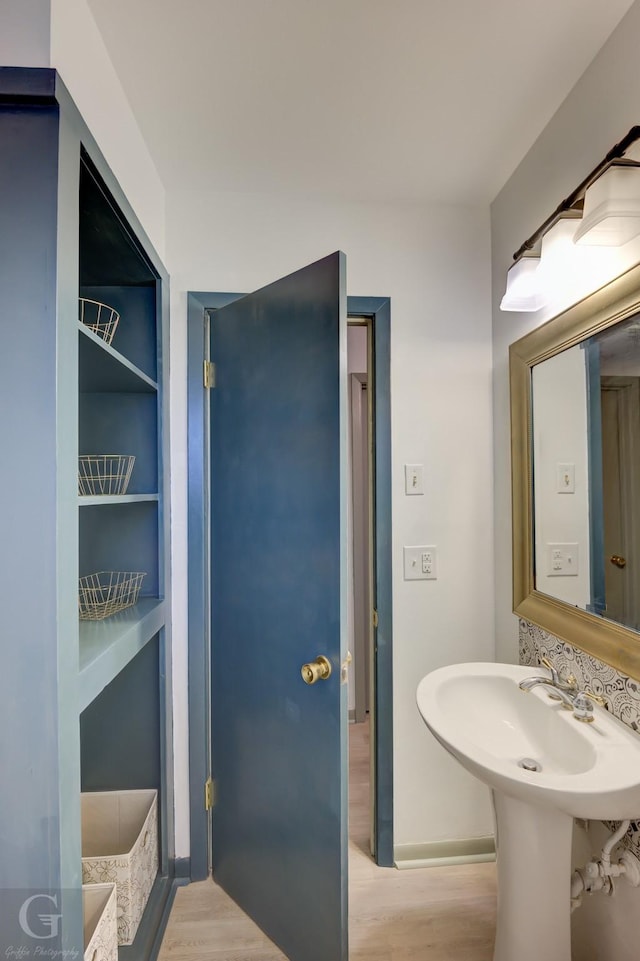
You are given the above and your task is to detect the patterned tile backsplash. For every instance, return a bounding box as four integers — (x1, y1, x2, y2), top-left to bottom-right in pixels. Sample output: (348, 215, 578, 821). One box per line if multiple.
(519, 618, 640, 858)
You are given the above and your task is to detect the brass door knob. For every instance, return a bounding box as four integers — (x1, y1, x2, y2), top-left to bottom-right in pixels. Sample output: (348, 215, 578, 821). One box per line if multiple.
(301, 655, 332, 685)
(610, 554, 627, 569)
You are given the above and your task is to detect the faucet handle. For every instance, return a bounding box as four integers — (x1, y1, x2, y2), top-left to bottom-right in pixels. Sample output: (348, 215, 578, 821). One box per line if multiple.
(540, 657, 577, 691)
(581, 690, 608, 709)
(572, 690, 608, 722)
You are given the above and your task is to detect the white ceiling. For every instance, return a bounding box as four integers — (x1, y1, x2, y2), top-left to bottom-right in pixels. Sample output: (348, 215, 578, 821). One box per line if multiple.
(87, 0, 636, 206)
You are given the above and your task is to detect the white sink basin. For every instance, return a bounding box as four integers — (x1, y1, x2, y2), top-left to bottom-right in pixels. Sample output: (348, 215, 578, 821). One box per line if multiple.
(416, 661, 640, 961)
(416, 661, 640, 819)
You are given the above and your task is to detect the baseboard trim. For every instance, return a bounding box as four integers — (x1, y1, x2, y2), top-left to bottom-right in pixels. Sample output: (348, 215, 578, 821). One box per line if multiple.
(173, 856, 192, 882)
(394, 836, 496, 870)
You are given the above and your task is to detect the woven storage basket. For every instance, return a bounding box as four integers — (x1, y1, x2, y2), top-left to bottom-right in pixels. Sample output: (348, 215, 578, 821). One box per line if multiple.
(83, 883, 118, 961)
(81, 790, 158, 946)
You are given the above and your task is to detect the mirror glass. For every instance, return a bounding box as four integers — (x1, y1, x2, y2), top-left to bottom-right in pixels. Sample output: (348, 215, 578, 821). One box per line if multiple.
(531, 312, 640, 632)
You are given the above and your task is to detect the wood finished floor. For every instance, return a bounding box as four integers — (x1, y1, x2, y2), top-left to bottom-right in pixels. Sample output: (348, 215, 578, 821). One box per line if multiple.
(158, 720, 497, 960)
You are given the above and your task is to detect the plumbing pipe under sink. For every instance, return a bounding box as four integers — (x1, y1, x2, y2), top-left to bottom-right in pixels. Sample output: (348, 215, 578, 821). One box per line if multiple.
(571, 820, 640, 910)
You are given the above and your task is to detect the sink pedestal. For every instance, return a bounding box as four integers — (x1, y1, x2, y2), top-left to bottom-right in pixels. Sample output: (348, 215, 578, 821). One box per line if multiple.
(417, 664, 640, 961)
(492, 791, 573, 961)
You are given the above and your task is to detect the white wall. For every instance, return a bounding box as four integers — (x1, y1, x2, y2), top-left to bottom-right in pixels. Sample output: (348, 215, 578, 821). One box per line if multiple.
(167, 188, 495, 855)
(491, 0, 640, 667)
(0, 0, 51, 65)
(491, 1, 640, 954)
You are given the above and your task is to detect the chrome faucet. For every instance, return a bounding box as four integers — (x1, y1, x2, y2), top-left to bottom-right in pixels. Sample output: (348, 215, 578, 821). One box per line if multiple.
(519, 656, 578, 694)
(519, 657, 607, 722)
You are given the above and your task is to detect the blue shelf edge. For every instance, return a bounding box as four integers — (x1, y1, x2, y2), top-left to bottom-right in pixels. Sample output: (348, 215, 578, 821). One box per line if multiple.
(79, 322, 158, 392)
(79, 494, 159, 507)
(79, 598, 165, 712)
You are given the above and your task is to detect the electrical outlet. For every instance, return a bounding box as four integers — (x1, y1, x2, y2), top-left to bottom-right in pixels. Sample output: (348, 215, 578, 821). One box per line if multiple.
(404, 545, 437, 580)
(547, 543, 579, 576)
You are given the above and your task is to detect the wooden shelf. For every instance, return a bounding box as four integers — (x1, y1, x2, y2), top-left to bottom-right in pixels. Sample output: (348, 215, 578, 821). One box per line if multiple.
(79, 598, 165, 712)
(79, 323, 157, 393)
(79, 494, 159, 507)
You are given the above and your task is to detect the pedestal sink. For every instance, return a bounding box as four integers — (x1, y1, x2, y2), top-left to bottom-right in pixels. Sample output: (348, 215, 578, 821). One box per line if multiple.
(416, 662, 640, 961)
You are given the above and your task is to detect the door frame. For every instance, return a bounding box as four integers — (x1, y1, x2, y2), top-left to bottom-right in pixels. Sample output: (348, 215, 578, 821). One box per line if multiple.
(186, 289, 393, 877)
(585, 340, 606, 615)
(349, 369, 370, 724)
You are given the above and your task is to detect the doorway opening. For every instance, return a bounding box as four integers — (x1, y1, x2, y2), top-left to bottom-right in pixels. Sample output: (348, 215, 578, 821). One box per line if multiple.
(186, 285, 393, 889)
(347, 319, 374, 856)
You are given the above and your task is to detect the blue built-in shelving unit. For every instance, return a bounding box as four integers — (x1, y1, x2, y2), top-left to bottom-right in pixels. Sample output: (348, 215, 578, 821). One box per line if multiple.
(0, 67, 174, 960)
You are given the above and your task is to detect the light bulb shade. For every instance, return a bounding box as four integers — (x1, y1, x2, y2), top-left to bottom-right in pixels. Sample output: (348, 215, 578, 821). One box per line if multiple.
(499, 257, 543, 312)
(539, 218, 579, 282)
(538, 217, 619, 306)
(574, 166, 640, 247)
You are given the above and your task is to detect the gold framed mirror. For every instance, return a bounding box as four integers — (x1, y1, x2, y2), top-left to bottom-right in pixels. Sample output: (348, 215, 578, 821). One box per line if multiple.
(510, 261, 640, 681)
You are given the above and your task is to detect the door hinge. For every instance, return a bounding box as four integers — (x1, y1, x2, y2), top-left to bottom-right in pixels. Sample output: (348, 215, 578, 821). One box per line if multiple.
(372, 609, 379, 628)
(204, 360, 216, 389)
(205, 776, 215, 811)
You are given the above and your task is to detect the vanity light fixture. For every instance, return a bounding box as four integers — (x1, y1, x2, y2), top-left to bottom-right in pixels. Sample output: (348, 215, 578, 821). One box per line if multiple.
(537, 215, 616, 303)
(574, 162, 640, 247)
(500, 126, 640, 312)
(499, 254, 543, 312)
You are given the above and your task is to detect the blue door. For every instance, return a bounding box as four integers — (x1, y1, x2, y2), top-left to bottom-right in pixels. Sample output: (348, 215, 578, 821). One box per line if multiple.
(209, 252, 349, 961)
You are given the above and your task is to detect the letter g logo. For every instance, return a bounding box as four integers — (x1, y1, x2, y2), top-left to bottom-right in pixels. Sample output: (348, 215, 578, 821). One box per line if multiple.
(18, 894, 62, 940)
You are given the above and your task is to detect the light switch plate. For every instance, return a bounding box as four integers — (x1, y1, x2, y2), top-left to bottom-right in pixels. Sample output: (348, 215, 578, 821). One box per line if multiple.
(404, 464, 424, 495)
(556, 463, 575, 494)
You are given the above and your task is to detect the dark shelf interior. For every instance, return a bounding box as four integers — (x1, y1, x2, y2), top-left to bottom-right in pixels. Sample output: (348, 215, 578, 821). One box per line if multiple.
(79, 391, 159, 493)
(80, 637, 161, 793)
(80, 284, 158, 380)
(79, 154, 158, 287)
(79, 500, 160, 596)
(79, 326, 157, 392)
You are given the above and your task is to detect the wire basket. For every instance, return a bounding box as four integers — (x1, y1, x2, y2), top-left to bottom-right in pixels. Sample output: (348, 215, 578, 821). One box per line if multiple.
(79, 571, 146, 620)
(79, 298, 120, 346)
(78, 454, 136, 497)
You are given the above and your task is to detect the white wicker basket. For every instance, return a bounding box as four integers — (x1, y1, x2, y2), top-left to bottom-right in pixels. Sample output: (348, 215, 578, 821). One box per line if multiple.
(79, 571, 146, 620)
(79, 298, 120, 346)
(78, 454, 136, 496)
